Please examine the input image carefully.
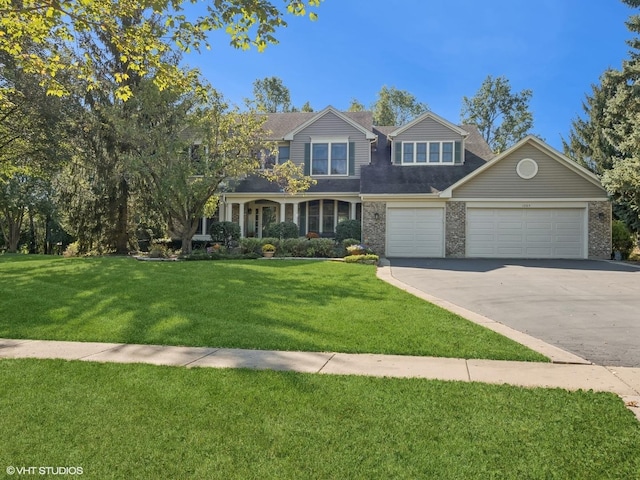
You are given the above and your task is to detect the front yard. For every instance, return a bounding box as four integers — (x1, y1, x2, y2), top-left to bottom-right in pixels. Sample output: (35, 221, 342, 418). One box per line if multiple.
(0, 255, 546, 361)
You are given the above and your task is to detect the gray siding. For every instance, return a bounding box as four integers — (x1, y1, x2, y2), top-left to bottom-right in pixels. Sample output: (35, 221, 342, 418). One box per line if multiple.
(290, 111, 371, 178)
(452, 144, 607, 198)
(392, 117, 465, 160)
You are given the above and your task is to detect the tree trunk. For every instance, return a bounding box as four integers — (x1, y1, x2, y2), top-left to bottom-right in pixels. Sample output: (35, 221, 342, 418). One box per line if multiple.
(114, 176, 129, 254)
(5, 211, 24, 253)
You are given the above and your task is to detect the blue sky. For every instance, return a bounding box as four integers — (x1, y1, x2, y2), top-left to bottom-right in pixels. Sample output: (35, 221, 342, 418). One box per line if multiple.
(183, 0, 634, 150)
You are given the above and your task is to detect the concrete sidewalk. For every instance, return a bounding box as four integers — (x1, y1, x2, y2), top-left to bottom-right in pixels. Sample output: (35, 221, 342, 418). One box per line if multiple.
(1, 337, 639, 420)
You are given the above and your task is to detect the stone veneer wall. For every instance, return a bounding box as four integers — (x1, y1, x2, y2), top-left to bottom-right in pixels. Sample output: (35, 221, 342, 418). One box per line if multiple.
(445, 202, 466, 258)
(588, 201, 612, 259)
(232, 204, 239, 224)
(362, 202, 386, 256)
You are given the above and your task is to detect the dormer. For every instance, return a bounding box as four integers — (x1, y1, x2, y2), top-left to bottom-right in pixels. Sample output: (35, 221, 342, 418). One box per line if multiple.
(388, 111, 469, 166)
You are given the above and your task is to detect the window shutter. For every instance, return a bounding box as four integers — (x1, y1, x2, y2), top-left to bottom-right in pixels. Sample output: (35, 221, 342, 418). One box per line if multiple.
(304, 143, 310, 175)
(454, 141, 462, 164)
(394, 142, 402, 164)
(348, 142, 355, 175)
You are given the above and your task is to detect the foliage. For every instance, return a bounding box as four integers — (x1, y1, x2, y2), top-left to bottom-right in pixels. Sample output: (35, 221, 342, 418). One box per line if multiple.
(461, 75, 534, 153)
(239, 237, 263, 255)
(209, 221, 241, 248)
(0, 1, 322, 101)
(347, 98, 366, 112)
(335, 219, 361, 243)
(148, 243, 171, 259)
(343, 254, 379, 265)
(345, 244, 374, 256)
(612, 219, 635, 258)
(252, 76, 292, 112)
(265, 221, 299, 239)
(300, 101, 314, 112)
(260, 160, 317, 195)
(62, 241, 80, 258)
(371, 86, 428, 126)
(563, 3, 640, 231)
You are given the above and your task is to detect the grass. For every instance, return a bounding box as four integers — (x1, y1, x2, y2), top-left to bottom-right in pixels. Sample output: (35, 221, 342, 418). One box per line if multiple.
(0, 255, 546, 361)
(0, 359, 638, 479)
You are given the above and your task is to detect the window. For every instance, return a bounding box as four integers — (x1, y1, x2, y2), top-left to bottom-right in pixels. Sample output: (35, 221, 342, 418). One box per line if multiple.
(416, 143, 427, 163)
(190, 143, 208, 174)
(403, 143, 414, 164)
(260, 144, 290, 170)
(311, 140, 349, 176)
(401, 141, 461, 165)
(278, 145, 290, 163)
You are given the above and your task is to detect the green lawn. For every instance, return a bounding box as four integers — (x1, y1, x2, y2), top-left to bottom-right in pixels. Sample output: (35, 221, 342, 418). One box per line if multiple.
(0, 255, 546, 361)
(0, 359, 638, 480)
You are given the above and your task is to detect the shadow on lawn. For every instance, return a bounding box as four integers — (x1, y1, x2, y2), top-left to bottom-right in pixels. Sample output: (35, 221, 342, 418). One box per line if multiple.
(0, 257, 388, 353)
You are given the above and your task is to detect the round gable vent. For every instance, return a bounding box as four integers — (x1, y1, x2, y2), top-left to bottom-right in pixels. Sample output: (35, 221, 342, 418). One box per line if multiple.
(516, 158, 538, 179)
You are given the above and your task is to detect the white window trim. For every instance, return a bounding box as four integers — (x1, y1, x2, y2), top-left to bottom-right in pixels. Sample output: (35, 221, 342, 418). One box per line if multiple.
(310, 136, 349, 177)
(401, 141, 457, 165)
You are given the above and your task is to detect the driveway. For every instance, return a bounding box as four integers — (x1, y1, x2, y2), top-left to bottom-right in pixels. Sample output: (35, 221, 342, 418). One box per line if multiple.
(389, 259, 640, 367)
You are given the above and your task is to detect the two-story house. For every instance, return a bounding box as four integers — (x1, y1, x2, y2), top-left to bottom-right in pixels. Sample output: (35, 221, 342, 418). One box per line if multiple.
(195, 106, 611, 259)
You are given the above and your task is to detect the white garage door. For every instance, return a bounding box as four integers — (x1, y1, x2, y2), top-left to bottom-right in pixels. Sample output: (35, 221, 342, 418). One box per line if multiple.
(387, 208, 444, 257)
(467, 208, 585, 258)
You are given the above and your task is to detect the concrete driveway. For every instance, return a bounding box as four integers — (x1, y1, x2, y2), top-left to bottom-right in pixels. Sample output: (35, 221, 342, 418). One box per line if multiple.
(389, 259, 640, 367)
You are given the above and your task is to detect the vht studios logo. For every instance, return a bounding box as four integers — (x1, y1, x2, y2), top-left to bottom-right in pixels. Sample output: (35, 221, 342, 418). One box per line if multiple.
(6, 466, 83, 475)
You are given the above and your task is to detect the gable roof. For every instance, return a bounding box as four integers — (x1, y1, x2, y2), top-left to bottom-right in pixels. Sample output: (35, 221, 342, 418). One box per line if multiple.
(388, 111, 469, 138)
(440, 135, 606, 198)
(278, 106, 377, 140)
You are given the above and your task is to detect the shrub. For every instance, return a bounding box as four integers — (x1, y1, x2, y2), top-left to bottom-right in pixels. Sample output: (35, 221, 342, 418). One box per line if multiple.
(63, 241, 80, 258)
(335, 219, 361, 243)
(612, 220, 635, 259)
(265, 221, 299, 239)
(306, 231, 319, 239)
(209, 221, 241, 247)
(344, 254, 379, 265)
(305, 238, 335, 258)
(239, 237, 263, 255)
(148, 243, 170, 259)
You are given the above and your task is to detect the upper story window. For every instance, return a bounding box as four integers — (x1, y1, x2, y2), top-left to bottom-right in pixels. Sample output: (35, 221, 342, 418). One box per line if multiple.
(401, 141, 461, 165)
(190, 143, 208, 174)
(311, 141, 348, 176)
(260, 144, 291, 170)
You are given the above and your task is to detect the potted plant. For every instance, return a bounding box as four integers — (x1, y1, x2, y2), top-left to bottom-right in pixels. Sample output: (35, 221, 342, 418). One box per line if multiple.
(261, 243, 276, 258)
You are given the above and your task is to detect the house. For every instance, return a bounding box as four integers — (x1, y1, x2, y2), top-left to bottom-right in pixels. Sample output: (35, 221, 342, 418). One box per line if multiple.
(195, 106, 611, 259)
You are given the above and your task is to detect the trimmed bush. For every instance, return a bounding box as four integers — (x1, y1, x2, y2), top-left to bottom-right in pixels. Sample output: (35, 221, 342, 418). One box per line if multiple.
(239, 238, 263, 255)
(612, 220, 634, 259)
(344, 254, 379, 265)
(209, 221, 241, 247)
(265, 221, 299, 239)
(335, 219, 361, 243)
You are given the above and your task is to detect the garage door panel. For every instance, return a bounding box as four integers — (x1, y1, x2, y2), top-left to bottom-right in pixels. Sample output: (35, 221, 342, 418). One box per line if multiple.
(387, 208, 444, 257)
(467, 208, 585, 259)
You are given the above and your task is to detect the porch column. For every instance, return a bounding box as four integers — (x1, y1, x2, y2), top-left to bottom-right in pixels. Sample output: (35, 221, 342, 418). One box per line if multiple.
(238, 202, 245, 237)
(280, 201, 286, 223)
(225, 202, 232, 222)
(350, 201, 357, 219)
(293, 203, 299, 227)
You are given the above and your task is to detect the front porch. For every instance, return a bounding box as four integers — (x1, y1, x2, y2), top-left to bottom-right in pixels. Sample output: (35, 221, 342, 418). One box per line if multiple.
(193, 196, 362, 240)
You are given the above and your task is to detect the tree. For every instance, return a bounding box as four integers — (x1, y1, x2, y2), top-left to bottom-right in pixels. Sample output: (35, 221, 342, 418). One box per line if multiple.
(0, 52, 72, 253)
(138, 90, 270, 254)
(260, 160, 316, 195)
(300, 101, 314, 112)
(0, 1, 321, 101)
(461, 75, 533, 153)
(564, 0, 640, 231)
(347, 98, 365, 112)
(252, 76, 292, 113)
(371, 86, 428, 126)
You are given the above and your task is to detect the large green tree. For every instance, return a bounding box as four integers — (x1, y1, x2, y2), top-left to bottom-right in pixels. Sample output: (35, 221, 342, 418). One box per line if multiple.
(0, 0, 321, 101)
(371, 86, 428, 126)
(461, 75, 534, 153)
(135, 88, 270, 254)
(0, 52, 72, 253)
(564, 0, 640, 231)
(252, 76, 292, 113)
